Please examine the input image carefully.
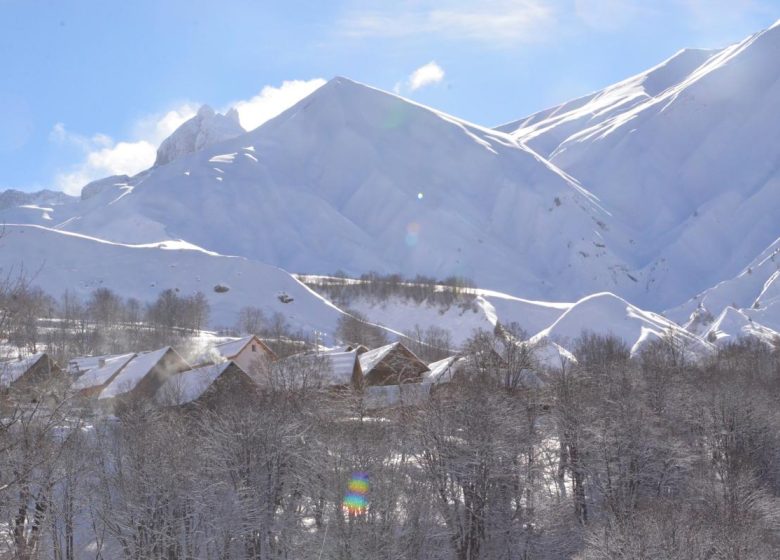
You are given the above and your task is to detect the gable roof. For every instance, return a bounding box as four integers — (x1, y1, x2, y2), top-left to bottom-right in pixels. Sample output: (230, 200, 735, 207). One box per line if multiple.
(358, 342, 399, 375)
(99, 347, 184, 400)
(0, 353, 47, 387)
(156, 361, 237, 405)
(198, 335, 277, 365)
(72, 353, 136, 391)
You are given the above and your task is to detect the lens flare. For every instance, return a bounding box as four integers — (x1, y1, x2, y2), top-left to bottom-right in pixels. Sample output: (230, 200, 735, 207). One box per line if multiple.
(406, 222, 421, 247)
(343, 472, 369, 514)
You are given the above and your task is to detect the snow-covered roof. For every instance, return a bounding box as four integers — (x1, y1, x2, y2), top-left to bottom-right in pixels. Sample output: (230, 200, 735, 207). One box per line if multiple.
(214, 336, 254, 359)
(358, 343, 399, 375)
(0, 353, 46, 387)
(99, 347, 180, 400)
(425, 356, 462, 384)
(68, 353, 124, 376)
(156, 362, 234, 405)
(279, 350, 359, 387)
(320, 351, 359, 385)
(72, 353, 136, 390)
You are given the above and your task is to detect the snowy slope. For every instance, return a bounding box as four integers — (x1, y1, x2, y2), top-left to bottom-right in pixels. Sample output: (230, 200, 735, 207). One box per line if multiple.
(668, 236, 780, 334)
(702, 307, 779, 347)
(322, 291, 569, 345)
(0, 224, 348, 337)
(0, 189, 77, 224)
(496, 47, 720, 157)
(499, 21, 780, 309)
(530, 292, 712, 357)
(52, 77, 639, 302)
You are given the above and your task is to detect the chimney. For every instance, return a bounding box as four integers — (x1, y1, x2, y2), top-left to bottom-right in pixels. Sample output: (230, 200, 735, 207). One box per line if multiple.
(98, 358, 107, 368)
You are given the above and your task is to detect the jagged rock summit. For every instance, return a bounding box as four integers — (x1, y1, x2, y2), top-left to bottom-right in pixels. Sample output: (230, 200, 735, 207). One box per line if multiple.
(154, 105, 245, 167)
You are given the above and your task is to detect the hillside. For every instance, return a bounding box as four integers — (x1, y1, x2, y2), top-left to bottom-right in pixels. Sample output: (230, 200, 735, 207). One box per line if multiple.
(0, 224, 346, 337)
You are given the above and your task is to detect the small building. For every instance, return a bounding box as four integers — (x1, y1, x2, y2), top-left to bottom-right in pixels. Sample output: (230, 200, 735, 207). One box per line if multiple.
(270, 349, 363, 391)
(197, 335, 277, 373)
(98, 347, 191, 402)
(0, 353, 62, 392)
(358, 342, 429, 386)
(155, 361, 256, 409)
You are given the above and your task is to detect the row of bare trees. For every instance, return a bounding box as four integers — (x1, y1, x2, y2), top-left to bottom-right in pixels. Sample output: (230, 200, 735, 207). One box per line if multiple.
(0, 285, 210, 362)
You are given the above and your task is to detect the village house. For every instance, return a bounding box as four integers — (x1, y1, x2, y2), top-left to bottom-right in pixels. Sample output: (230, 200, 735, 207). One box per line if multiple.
(270, 348, 363, 391)
(98, 346, 191, 402)
(0, 352, 62, 395)
(196, 335, 277, 373)
(155, 360, 256, 409)
(358, 342, 429, 386)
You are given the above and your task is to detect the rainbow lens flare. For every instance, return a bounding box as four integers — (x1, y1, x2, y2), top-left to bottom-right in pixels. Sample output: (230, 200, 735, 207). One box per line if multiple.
(343, 472, 369, 514)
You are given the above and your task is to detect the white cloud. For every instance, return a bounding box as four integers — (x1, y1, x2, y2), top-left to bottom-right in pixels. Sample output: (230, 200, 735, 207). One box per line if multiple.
(408, 62, 445, 91)
(50, 79, 325, 195)
(341, 0, 557, 46)
(50, 105, 196, 196)
(230, 79, 327, 131)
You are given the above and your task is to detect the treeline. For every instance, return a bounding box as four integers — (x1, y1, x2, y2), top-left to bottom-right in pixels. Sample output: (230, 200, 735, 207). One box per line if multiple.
(3, 331, 780, 559)
(301, 271, 479, 309)
(0, 281, 210, 363)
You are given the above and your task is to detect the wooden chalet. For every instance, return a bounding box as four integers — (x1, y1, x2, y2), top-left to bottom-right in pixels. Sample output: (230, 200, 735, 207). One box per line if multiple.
(358, 342, 429, 386)
(269, 349, 363, 391)
(197, 335, 277, 373)
(0, 353, 62, 394)
(155, 361, 256, 409)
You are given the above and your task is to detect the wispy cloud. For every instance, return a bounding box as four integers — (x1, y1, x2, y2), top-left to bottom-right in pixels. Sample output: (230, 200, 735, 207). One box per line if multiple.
(231, 79, 327, 131)
(50, 79, 325, 195)
(340, 0, 557, 46)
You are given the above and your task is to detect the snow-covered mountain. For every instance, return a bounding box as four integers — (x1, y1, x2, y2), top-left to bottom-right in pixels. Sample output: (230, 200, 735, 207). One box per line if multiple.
(154, 105, 245, 166)
(530, 292, 713, 358)
(46, 77, 639, 302)
(499, 21, 780, 310)
(668, 235, 780, 336)
(0, 189, 76, 223)
(2, 22, 780, 352)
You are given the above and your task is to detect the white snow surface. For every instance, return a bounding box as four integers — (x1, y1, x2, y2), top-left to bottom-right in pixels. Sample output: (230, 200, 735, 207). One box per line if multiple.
(703, 307, 780, 347)
(530, 292, 712, 358)
(0, 224, 348, 337)
(668, 236, 780, 337)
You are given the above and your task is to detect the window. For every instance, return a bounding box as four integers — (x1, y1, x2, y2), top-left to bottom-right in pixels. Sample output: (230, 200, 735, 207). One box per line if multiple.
(252, 344, 256, 352)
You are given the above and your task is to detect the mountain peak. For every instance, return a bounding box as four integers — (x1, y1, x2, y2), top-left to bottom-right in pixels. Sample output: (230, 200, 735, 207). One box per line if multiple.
(154, 105, 246, 167)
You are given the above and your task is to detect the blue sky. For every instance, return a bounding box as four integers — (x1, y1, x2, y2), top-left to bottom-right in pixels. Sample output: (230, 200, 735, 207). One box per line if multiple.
(2, 0, 778, 193)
